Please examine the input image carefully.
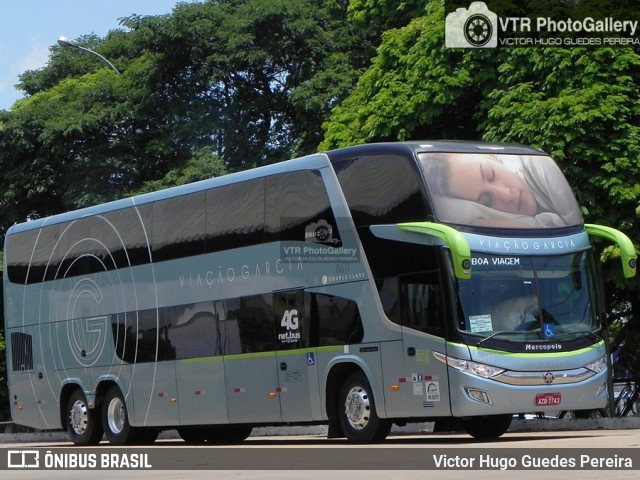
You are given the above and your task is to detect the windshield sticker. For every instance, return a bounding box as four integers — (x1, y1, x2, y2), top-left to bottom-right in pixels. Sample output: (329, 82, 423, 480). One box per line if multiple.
(469, 314, 493, 332)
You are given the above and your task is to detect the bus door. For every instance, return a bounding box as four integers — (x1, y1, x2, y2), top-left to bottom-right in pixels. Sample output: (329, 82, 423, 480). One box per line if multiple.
(274, 289, 317, 422)
(222, 294, 282, 424)
(398, 271, 452, 417)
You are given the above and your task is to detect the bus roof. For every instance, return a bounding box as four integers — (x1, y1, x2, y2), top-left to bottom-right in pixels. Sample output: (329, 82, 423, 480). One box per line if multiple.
(7, 152, 330, 235)
(325, 140, 547, 162)
(6, 140, 548, 236)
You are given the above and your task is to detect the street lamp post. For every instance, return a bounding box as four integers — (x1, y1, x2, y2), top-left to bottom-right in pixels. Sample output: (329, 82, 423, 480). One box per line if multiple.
(57, 36, 120, 74)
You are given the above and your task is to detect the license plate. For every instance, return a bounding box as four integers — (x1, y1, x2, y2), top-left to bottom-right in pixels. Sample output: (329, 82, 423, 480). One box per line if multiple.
(535, 393, 562, 406)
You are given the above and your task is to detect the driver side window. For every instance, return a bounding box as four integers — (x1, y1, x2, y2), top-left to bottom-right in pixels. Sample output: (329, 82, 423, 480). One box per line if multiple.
(378, 271, 444, 335)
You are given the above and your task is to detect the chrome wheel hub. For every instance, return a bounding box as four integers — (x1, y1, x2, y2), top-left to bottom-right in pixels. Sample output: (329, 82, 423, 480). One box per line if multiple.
(107, 397, 126, 434)
(344, 385, 371, 430)
(69, 399, 89, 435)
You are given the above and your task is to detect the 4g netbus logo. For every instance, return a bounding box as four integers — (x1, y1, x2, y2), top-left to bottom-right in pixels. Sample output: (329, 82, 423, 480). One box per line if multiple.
(279, 309, 301, 344)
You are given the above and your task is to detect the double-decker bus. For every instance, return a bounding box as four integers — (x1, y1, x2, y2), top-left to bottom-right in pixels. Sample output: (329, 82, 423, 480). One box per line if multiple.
(4, 141, 635, 445)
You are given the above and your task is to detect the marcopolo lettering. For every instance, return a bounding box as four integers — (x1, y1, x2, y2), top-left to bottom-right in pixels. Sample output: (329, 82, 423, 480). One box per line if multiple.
(525, 343, 563, 351)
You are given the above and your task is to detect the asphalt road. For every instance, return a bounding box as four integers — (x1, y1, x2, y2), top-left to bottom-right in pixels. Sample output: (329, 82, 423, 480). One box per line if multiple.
(2, 426, 640, 480)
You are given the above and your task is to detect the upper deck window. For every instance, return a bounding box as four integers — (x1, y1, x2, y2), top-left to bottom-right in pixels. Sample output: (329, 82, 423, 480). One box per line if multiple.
(333, 154, 428, 227)
(418, 153, 583, 229)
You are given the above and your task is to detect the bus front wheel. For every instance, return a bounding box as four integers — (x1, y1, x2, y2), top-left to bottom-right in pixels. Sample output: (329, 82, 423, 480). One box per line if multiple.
(66, 389, 104, 445)
(460, 414, 512, 439)
(338, 371, 391, 443)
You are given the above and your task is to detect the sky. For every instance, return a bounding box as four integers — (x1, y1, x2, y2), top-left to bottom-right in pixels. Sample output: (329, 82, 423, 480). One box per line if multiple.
(0, 0, 188, 111)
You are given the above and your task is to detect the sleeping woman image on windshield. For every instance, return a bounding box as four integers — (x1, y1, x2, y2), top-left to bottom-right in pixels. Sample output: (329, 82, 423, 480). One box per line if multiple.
(419, 153, 583, 228)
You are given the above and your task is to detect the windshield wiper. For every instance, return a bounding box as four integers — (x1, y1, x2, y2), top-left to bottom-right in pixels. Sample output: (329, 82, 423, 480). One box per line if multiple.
(476, 331, 523, 347)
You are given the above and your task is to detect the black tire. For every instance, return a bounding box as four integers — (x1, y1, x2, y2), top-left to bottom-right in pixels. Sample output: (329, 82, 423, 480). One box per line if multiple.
(135, 428, 160, 444)
(102, 385, 137, 445)
(66, 389, 104, 445)
(338, 371, 391, 444)
(178, 427, 208, 444)
(206, 426, 253, 444)
(179, 425, 252, 444)
(460, 414, 512, 439)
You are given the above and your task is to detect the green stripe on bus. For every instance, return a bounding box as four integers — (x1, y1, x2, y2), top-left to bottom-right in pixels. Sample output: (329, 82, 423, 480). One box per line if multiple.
(180, 345, 344, 364)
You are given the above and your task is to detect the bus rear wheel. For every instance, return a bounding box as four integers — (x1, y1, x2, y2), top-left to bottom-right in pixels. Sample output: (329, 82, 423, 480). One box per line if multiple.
(178, 426, 252, 444)
(460, 414, 512, 439)
(338, 371, 391, 443)
(206, 426, 252, 444)
(101, 385, 157, 445)
(66, 389, 104, 445)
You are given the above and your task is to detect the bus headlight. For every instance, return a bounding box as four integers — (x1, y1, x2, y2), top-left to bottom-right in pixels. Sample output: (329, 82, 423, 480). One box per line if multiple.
(433, 352, 505, 378)
(585, 356, 607, 374)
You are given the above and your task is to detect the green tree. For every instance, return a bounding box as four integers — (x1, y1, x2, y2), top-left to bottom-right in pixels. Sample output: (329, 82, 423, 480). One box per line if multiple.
(120, 0, 376, 169)
(136, 146, 229, 194)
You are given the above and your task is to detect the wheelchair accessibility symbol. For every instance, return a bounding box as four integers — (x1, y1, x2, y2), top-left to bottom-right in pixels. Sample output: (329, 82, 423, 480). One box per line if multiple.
(543, 323, 556, 338)
(306, 352, 315, 366)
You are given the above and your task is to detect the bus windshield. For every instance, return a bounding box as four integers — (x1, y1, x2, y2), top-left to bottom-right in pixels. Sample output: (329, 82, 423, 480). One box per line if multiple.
(456, 251, 599, 341)
(418, 152, 583, 228)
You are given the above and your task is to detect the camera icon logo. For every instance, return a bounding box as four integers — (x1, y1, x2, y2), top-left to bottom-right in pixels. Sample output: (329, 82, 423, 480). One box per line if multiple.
(445, 1, 498, 48)
(305, 219, 334, 244)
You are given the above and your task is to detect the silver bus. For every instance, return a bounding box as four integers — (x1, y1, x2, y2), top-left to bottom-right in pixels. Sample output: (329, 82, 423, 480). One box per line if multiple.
(4, 141, 635, 444)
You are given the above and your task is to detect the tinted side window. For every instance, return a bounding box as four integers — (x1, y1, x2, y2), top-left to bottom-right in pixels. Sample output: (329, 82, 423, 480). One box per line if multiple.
(399, 272, 444, 335)
(164, 302, 219, 359)
(58, 218, 106, 278)
(309, 293, 363, 346)
(206, 179, 265, 253)
(265, 171, 338, 243)
(6, 229, 39, 284)
(219, 294, 274, 354)
(334, 154, 428, 227)
(152, 192, 206, 262)
(136, 308, 175, 362)
(105, 292, 365, 363)
(112, 302, 220, 363)
(31, 224, 61, 283)
(102, 205, 153, 268)
(112, 312, 136, 363)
